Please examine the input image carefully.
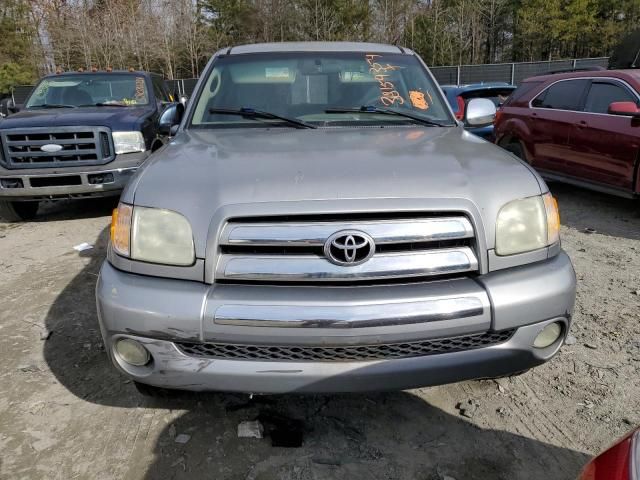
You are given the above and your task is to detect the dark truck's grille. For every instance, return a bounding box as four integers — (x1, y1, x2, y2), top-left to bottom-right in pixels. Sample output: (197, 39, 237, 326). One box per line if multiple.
(176, 330, 515, 362)
(0, 127, 114, 169)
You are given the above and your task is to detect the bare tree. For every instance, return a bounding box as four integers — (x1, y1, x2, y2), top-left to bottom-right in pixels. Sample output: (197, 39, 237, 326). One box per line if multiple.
(21, 0, 640, 84)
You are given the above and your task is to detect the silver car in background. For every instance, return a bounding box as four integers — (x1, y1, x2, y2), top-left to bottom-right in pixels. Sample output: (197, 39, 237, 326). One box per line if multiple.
(96, 42, 576, 395)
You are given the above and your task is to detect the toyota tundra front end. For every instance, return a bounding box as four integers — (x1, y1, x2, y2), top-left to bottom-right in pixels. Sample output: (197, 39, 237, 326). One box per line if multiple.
(96, 42, 576, 395)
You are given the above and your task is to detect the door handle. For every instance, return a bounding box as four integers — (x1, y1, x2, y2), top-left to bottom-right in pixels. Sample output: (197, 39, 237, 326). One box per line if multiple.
(577, 120, 588, 128)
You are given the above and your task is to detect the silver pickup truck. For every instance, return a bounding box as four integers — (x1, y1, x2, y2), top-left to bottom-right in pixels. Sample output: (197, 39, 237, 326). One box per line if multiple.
(96, 42, 576, 395)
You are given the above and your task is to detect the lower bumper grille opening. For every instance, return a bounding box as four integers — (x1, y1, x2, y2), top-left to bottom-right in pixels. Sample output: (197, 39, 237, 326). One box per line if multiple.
(175, 329, 516, 362)
(30, 175, 82, 187)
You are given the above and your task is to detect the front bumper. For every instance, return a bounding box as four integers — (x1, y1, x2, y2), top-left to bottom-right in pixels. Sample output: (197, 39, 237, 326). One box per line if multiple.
(0, 152, 149, 200)
(96, 252, 576, 393)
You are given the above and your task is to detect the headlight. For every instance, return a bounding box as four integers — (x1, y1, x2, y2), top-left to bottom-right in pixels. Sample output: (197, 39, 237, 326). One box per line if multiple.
(495, 193, 560, 256)
(110, 203, 195, 266)
(543, 193, 560, 246)
(111, 203, 132, 256)
(112, 131, 145, 154)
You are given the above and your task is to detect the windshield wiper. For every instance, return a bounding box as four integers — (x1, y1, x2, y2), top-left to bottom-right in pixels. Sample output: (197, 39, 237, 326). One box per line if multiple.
(208, 107, 316, 129)
(325, 106, 452, 127)
(28, 104, 77, 109)
(80, 102, 129, 107)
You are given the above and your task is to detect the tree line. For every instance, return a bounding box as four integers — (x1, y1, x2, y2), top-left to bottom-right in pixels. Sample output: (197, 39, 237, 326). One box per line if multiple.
(1, 0, 639, 93)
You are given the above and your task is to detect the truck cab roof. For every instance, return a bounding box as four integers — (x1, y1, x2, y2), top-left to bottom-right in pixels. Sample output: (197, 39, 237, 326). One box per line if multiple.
(225, 41, 413, 55)
(41, 70, 162, 79)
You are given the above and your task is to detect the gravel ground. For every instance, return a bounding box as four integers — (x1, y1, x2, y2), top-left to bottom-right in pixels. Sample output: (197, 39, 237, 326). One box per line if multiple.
(0, 183, 638, 480)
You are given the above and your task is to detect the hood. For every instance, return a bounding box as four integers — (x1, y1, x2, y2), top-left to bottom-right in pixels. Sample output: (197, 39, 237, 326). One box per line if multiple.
(0, 106, 154, 131)
(127, 126, 545, 256)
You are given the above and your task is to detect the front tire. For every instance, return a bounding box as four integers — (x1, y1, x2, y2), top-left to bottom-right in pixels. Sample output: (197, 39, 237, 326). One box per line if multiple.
(502, 139, 526, 162)
(0, 200, 39, 222)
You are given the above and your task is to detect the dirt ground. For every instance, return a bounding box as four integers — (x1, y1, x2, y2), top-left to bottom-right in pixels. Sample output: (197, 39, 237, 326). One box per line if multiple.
(0, 183, 638, 480)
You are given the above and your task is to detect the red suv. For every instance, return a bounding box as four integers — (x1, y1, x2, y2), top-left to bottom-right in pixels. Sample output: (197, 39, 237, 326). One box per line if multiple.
(494, 69, 640, 198)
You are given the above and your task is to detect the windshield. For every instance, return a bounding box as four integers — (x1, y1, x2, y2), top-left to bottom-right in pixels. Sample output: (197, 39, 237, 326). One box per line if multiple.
(190, 52, 453, 128)
(25, 74, 150, 108)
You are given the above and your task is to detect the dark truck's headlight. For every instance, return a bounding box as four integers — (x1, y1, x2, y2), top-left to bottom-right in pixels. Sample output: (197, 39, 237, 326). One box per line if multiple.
(112, 131, 145, 154)
(111, 203, 195, 266)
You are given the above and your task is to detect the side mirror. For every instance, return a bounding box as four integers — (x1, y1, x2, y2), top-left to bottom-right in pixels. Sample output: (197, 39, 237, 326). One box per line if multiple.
(608, 101, 640, 117)
(158, 103, 184, 136)
(465, 98, 497, 126)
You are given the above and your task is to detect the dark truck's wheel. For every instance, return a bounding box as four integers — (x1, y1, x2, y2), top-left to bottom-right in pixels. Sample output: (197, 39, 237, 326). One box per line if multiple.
(0, 201, 39, 222)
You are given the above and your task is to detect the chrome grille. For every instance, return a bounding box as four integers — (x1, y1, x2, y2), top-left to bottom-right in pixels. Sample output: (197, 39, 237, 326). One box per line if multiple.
(176, 330, 515, 362)
(216, 215, 478, 284)
(0, 127, 114, 169)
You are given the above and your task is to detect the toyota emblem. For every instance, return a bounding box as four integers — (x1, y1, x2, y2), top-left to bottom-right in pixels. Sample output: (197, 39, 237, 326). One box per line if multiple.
(324, 230, 375, 266)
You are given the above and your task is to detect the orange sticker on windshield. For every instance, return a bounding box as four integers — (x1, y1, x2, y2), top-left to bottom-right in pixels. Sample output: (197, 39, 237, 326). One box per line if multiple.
(409, 90, 428, 110)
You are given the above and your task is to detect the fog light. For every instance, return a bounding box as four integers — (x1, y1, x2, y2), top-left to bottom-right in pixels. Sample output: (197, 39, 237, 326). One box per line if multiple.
(115, 338, 150, 366)
(533, 322, 563, 348)
(1, 178, 24, 189)
(88, 172, 114, 184)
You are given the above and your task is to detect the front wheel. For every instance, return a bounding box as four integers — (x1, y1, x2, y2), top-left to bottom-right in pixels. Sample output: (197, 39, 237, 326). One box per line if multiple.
(0, 200, 39, 222)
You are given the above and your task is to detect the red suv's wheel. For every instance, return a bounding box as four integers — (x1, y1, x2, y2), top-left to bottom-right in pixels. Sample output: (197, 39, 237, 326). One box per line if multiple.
(501, 139, 526, 162)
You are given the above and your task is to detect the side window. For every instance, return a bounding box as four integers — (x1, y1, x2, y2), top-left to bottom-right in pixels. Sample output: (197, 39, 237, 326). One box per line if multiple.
(505, 81, 542, 106)
(151, 76, 170, 103)
(584, 81, 637, 114)
(531, 79, 589, 111)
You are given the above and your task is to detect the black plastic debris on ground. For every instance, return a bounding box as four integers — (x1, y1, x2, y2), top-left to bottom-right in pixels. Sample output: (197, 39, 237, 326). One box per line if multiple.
(257, 410, 305, 448)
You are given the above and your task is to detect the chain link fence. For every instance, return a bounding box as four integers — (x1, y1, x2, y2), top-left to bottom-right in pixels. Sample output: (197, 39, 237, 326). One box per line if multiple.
(166, 78, 199, 97)
(430, 57, 610, 86)
(11, 85, 35, 105)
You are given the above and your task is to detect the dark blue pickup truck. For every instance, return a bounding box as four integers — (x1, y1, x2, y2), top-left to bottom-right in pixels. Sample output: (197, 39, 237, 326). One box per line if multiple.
(0, 70, 183, 221)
